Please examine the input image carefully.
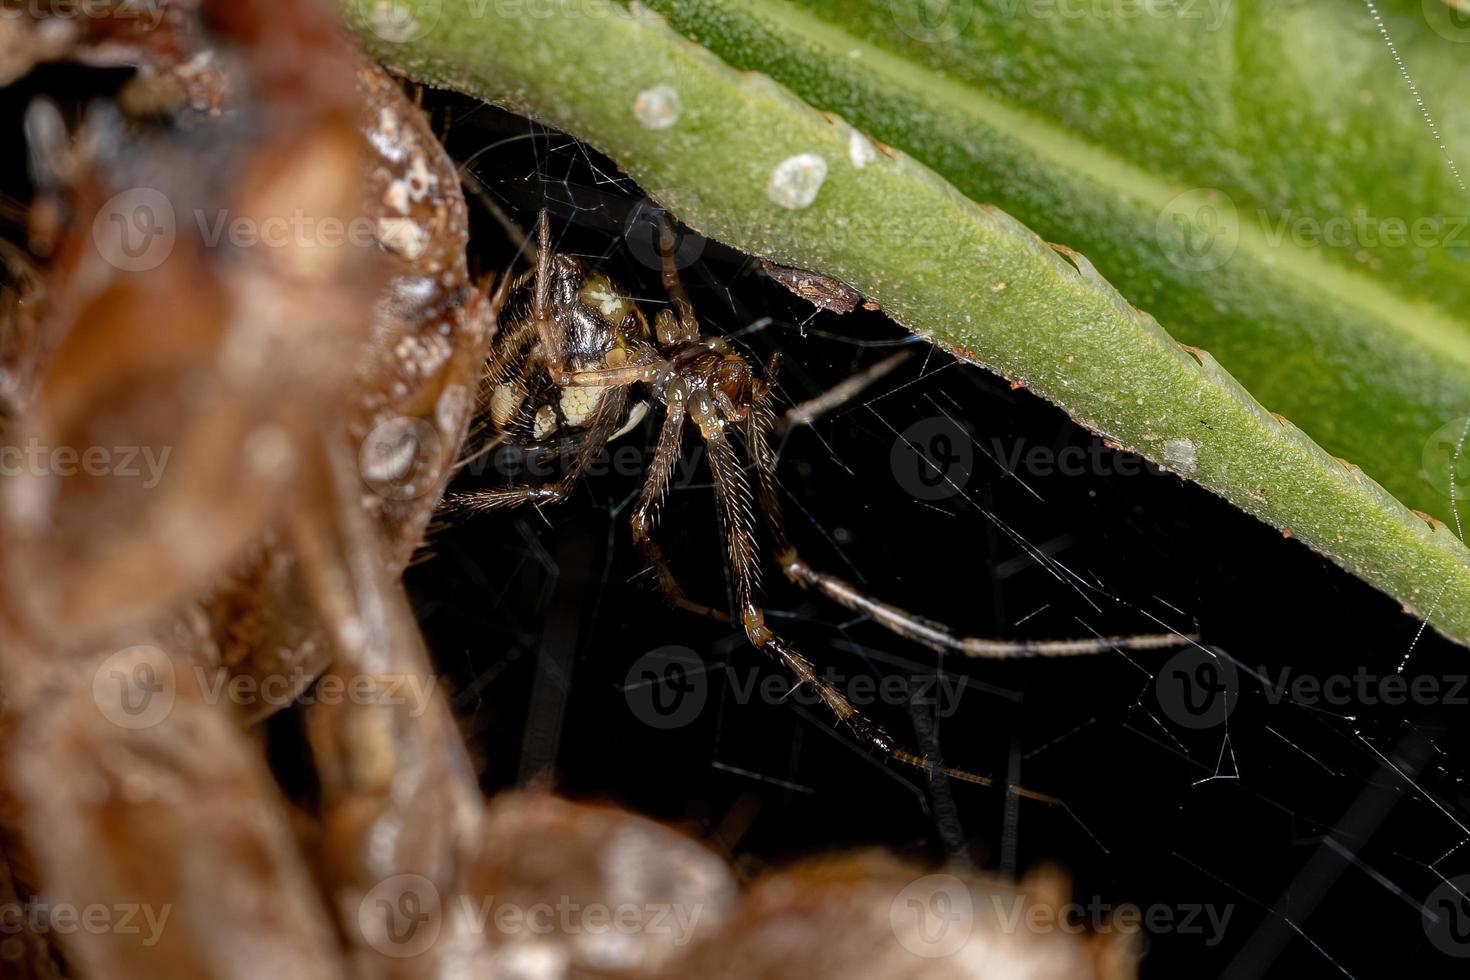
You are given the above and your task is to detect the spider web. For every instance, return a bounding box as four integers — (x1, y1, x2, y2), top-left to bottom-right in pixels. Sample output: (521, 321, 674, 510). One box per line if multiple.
(405, 89, 1470, 980)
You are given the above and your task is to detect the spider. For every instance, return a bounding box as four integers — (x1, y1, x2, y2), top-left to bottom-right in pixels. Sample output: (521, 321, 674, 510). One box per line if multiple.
(452, 210, 1192, 775)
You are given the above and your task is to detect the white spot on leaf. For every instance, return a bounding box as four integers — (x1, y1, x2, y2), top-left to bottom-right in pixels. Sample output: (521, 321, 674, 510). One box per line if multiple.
(767, 153, 828, 209)
(633, 85, 681, 130)
(1163, 438, 1198, 475)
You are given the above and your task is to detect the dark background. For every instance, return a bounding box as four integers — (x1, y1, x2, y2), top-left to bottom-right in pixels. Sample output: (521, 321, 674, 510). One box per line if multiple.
(4, 65, 1469, 978)
(405, 92, 1470, 978)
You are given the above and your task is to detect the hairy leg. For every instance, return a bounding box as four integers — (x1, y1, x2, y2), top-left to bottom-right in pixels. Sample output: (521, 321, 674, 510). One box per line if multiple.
(627, 380, 728, 622)
(747, 390, 1194, 657)
(448, 383, 630, 513)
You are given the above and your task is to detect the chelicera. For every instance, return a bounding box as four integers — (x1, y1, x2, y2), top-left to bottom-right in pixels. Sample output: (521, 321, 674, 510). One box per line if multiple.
(453, 210, 1191, 775)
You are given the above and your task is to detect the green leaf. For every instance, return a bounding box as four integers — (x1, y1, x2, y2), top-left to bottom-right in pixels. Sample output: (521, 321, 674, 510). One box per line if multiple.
(636, 0, 1470, 524)
(344, 0, 1470, 645)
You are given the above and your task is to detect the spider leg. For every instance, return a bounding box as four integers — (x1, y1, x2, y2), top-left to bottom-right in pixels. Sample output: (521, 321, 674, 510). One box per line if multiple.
(658, 217, 699, 342)
(687, 387, 909, 762)
(629, 379, 730, 623)
(448, 383, 630, 513)
(481, 303, 538, 387)
(527, 209, 578, 381)
(692, 390, 1047, 791)
(747, 388, 1195, 658)
(563, 362, 663, 387)
(777, 349, 913, 432)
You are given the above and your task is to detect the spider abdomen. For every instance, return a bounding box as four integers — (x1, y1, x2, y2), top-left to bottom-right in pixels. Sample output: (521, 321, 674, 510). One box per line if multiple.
(484, 260, 651, 446)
